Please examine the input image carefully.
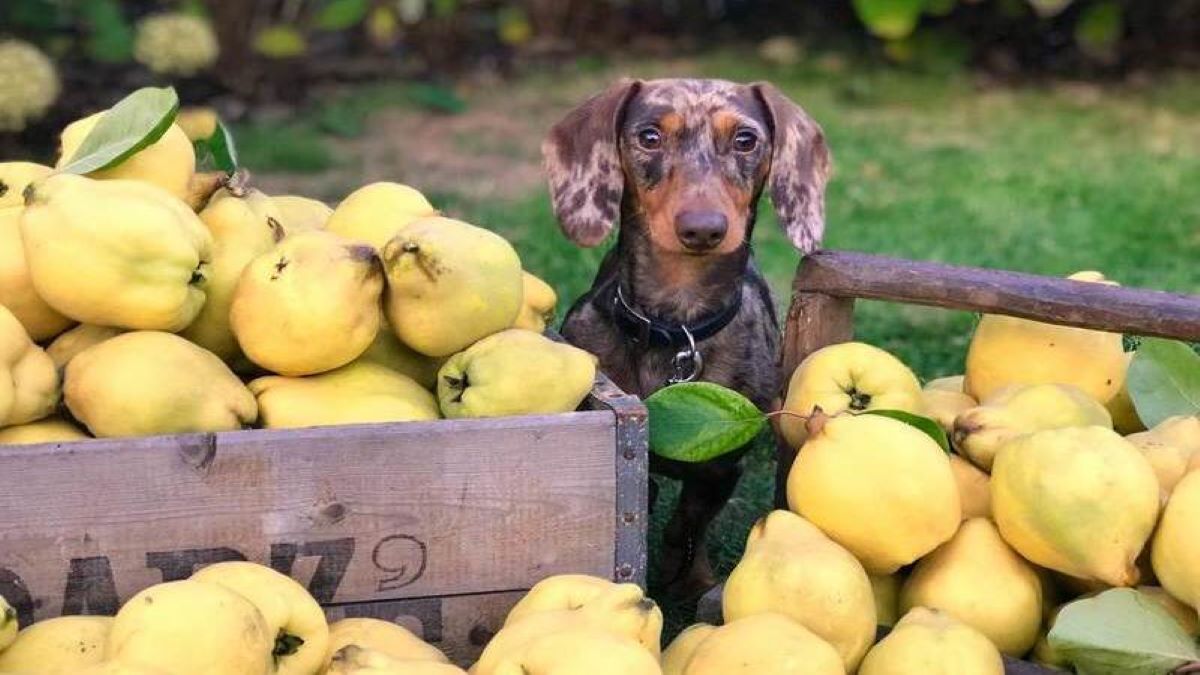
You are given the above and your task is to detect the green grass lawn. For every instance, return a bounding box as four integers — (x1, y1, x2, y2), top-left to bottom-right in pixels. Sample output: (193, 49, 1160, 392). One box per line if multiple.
(247, 49, 1200, 635)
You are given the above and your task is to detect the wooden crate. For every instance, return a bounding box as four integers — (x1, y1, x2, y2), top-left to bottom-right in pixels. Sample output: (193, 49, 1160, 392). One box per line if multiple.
(775, 249, 1200, 498)
(0, 373, 648, 666)
(764, 249, 1200, 675)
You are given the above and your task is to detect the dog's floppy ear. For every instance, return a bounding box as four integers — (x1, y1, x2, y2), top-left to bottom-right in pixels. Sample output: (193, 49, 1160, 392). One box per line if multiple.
(752, 82, 832, 254)
(542, 78, 642, 247)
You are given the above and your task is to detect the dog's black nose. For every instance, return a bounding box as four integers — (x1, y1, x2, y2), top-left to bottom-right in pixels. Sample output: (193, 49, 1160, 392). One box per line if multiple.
(675, 210, 728, 251)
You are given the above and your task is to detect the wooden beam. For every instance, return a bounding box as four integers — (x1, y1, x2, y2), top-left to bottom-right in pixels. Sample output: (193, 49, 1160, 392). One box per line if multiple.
(794, 251, 1200, 341)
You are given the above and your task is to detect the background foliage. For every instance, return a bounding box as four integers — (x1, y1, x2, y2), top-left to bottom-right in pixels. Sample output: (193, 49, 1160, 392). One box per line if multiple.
(2, 0, 1200, 154)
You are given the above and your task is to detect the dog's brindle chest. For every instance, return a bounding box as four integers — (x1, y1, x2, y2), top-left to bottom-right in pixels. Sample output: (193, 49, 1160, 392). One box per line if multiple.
(562, 252, 781, 412)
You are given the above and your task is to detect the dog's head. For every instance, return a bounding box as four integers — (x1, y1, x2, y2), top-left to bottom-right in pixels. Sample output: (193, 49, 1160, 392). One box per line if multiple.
(542, 78, 831, 255)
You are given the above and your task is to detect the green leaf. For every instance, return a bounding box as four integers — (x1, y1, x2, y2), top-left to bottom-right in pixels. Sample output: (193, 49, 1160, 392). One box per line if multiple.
(193, 120, 238, 173)
(646, 382, 766, 463)
(1048, 588, 1200, 675)
(79, 0, 134, 63)
(861, 409, 950, 453)
(852, 0, 926, 40)
(314, 0, 371, 31)
(254, 25, 308, 59)
(1128, 338, 1200, 428)
(207, 120, 239, 173)
(58, 87, 179, 175)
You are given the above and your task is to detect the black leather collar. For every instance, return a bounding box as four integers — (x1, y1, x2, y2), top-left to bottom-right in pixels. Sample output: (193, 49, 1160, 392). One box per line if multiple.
(594, 278, 743, 349)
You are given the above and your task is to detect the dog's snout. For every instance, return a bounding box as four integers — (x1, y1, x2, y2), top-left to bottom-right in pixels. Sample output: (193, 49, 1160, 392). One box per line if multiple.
(674, 210, 728, 252)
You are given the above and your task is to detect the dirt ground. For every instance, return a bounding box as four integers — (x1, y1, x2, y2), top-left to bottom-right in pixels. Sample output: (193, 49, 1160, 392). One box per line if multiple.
(252, 57, 717, 204)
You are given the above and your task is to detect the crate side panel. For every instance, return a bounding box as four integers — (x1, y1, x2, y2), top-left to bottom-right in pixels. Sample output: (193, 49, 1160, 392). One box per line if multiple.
(0, 414, 616, 623)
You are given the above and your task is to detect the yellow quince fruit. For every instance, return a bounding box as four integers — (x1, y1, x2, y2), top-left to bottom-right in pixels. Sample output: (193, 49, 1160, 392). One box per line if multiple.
(64, 331, 256, 437)
(473, 583, 662, 674)
(1105, 351, 1145, 434)
(21, 174, 213, 331)
(900, 518, 1043, 656)
(486, 627, 662, 675)
(0, 305, 58, 428)
(870, 574, 901, 627)
(513, 272, 557, 333)
(964, 273, 1126, 404)
(787, 412, 961, 574)
(382, 217, 523, 358)
(859, 607, 1003, 675)
(359, 319, 446, 390)
(503, 575, 663, 654)
(0, 415, 87, 445)
(57, 111, 195, 201)
(0, 162, 52, 209)
(953, 383, 1112, 471)
(250, 360, 439, 429)
(1152, 471, 1200, 612)
(107, 580, 274, 675)
(925, 375, 966, 392)
(191, 561, 330, 675)
(661, 624, 716, 675)
(1127, 416, 1200, 501)
(780, 342, 923, 448)
(328, 645, 466, 674)
(46, 324, 124, 369)
(180, 186, 285, 362)
(0, 163, 73, 341)
(993, 426, 1159, 587)
(0, 615, 111, 673)
(922, 387, 977, 436)
(506, 575, 633, 625)
(327, 182, 438, 252)
(1127, 436, 1191, 504)
(69, 662, 173, 675)
(948, 454, 992, 519)
(677, 613, 845, 675)
(0, 593, 15, 651)
(273, 194, 333, 233)
(175, 106, 219, 142)
(231, 230, 384, 376)
(437, 329, 596, 419)
(0, 207, 74, 341)
(723, 510, 876, 671)
(325, 618, 450, 668)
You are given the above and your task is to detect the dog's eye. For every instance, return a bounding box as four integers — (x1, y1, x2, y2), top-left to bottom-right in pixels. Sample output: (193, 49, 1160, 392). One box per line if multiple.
(733, 129, 759, 153)
(636, 127, 662, 150)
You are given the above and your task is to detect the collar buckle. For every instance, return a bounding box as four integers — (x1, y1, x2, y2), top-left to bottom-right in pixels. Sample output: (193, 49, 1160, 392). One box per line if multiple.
(668, 325, 704, 384)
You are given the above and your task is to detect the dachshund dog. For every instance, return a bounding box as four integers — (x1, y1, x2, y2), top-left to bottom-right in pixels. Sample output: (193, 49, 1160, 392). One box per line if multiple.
(542, 78, 831, 596)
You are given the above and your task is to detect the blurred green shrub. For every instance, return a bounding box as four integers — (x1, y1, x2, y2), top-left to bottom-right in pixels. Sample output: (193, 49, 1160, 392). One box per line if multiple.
(0, 0, 1194, 139)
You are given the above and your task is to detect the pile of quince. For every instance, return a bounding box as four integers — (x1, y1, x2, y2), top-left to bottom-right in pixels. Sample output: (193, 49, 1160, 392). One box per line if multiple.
(698, 271, 1200, 673)
(0, 103, 594, 443)
(0, 566, 664, 675)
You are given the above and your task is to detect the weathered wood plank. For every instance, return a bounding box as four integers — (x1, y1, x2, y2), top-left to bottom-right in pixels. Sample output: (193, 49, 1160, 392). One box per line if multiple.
(0, 413, 617, 624)
(588, 372, 650, 586)
(795, 250, 1200, 340)
(779, 291, 857, 385)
